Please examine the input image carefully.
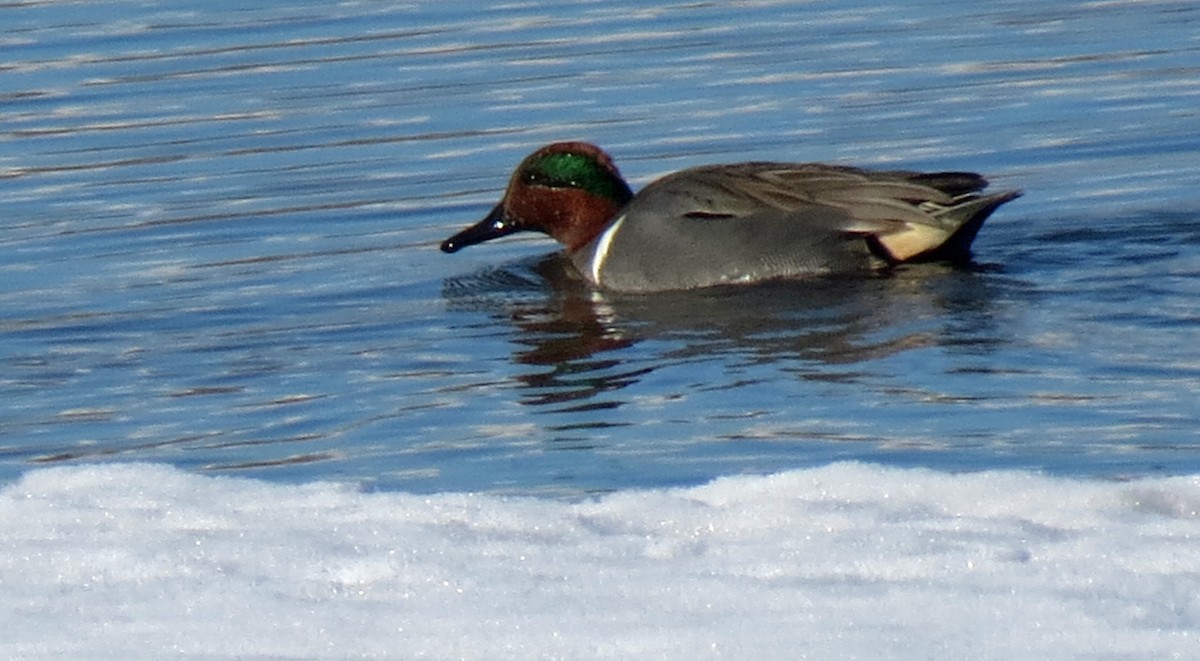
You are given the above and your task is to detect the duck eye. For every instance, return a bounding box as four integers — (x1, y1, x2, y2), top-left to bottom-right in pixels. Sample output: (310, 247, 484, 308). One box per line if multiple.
(522, 169, 566, 188)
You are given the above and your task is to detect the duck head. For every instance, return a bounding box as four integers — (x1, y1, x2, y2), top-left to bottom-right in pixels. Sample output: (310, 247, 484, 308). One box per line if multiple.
(440, 142, 634, 254)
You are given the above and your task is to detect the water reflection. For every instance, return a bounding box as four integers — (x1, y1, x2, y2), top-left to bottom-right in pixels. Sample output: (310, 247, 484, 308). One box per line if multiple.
(443, 252, 1011, 411)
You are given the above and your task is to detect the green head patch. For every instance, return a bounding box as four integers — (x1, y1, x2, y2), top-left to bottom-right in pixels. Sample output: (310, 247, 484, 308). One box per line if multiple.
(520, 150, 633, 204)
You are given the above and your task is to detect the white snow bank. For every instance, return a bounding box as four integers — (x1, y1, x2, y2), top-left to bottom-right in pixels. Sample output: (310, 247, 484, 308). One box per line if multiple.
(2, 463, 1198, 660)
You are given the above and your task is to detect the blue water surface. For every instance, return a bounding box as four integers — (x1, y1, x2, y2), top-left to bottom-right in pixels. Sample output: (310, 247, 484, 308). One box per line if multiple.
(3, 0, 1199, 496)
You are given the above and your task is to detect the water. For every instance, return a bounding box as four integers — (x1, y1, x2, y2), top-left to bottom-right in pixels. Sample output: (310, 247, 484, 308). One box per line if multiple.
(3, 0, 1200, 496)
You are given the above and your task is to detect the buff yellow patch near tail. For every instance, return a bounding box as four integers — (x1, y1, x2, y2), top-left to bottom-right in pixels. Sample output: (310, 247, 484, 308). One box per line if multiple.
(873, 224, 948, 262)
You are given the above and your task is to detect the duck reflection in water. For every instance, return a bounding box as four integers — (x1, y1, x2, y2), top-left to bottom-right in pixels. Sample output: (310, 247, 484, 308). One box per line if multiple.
(441, 253, 1009, 411)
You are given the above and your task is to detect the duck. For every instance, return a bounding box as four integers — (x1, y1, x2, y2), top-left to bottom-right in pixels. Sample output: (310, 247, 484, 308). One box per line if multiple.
(440, 141, 1020, 293)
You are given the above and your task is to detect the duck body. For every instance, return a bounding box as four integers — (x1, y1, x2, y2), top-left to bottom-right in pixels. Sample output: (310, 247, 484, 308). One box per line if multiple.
(441, 142, 1021, 293)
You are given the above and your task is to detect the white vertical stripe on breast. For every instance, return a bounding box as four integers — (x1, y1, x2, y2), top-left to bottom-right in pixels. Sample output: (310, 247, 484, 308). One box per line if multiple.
(589, 214, 625, 285)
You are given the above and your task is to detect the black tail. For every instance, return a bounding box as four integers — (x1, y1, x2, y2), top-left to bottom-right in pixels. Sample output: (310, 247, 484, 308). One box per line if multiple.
(920, 189, 1023, 262)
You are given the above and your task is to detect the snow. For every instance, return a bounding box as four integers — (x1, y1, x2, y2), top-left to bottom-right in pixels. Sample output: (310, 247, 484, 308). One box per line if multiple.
(2, 462, 1198, 660)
